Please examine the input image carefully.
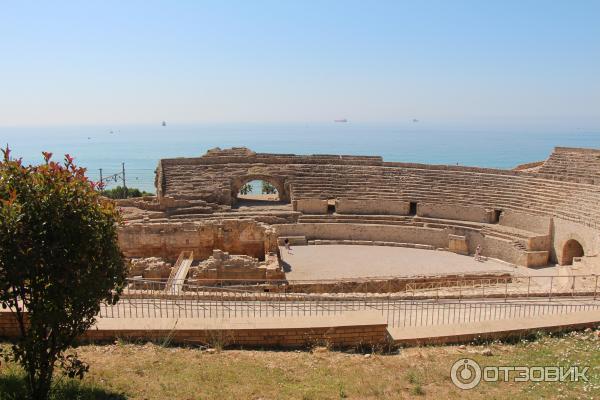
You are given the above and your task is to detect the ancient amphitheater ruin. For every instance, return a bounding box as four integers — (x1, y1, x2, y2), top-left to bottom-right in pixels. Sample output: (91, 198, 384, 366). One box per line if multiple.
(4, 146, 600, 347)
(119, 146, 600, 271)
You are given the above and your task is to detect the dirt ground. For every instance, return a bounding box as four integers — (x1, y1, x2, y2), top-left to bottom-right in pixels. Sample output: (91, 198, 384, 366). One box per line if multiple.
(280, 245, 531, 280)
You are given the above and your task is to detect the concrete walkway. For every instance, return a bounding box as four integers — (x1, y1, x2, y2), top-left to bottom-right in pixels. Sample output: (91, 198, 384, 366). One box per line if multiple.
(388, 309, 600, 345)
(90, 307, 600, 346)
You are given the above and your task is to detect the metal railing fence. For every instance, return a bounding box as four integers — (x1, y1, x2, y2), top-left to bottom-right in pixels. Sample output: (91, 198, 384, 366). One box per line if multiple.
(98, 294, 600, 328)
(98, 275, 600, 328)
(121, 274, 600, 299)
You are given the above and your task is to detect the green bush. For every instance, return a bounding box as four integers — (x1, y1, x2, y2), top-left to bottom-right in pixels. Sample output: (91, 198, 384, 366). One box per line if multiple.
(239, 183, 253, 195)
(261, 181, 277, 194)
(0, 148, 128, 400)
(102, 186, 153, 199)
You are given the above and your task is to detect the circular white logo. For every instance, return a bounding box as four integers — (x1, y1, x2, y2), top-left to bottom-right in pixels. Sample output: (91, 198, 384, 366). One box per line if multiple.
(451, 358, 482, 390)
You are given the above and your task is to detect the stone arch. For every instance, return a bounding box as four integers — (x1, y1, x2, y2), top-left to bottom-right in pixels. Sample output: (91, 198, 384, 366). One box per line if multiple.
(560, 239, 584, 266)
(230, 175, 290, 206)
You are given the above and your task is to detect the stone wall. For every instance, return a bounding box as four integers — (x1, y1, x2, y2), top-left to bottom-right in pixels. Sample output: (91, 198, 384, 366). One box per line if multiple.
(335, 199, 410, 215)
(465, 231, 523, 265)
(500, 210, 551, 235)
(82, 325, 389, 348)
(293, 199, 328, 214)
(0, 311, 389, 348)
(417, 203, 491, 223)
(118, 219, 279, 261)
(552, 218, 600, 265)
(275, 223, 450, 249)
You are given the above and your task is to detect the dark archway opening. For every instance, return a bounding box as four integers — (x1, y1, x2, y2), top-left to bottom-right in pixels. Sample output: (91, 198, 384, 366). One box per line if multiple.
(492, 209, 503, 224)
(409, 202, 417, 216)
(327, 199, 336, 214)
(562, 239, 584, 265)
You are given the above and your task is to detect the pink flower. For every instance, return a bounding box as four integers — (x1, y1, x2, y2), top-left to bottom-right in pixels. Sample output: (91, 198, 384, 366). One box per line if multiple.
(64, 154, 74, 165)
(42, 151, 53, 163)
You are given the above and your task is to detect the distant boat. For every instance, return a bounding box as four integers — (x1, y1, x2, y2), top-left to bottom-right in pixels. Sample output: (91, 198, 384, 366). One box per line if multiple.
(412, 118, 419, 123)
(334, 119, 348, 123)
(162, 121, 167, 127)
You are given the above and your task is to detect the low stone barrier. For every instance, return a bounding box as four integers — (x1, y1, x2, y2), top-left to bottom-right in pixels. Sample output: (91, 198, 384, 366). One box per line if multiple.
(0, 311, 389, 349)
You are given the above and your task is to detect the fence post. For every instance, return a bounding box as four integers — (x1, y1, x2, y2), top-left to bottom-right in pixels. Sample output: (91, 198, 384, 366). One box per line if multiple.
(594, 275, 598, 300)
(527, 276, 531, 298)
(549, 276, 553, 301)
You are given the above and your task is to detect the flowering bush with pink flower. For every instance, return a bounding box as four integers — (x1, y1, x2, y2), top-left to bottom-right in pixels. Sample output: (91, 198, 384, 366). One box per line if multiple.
(0, 146, 127, 400)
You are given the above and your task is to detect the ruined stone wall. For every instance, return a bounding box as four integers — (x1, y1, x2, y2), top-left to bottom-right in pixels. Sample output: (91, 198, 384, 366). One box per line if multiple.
(189, 249, 284, 282)
(118, 219, 278, 261)
(129, 257, 173, 279)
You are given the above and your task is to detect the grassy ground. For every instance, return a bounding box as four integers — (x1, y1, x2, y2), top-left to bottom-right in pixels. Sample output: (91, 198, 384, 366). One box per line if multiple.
(0, 330, 599, 400)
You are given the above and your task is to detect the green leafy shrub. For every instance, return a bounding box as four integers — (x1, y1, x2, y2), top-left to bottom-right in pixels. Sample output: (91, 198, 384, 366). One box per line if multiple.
(0, 147, 127, 400)
(102, 186, 153, 199)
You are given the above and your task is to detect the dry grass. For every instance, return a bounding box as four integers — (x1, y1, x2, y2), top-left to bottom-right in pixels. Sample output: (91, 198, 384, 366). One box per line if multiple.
(1, 330, 599, 399)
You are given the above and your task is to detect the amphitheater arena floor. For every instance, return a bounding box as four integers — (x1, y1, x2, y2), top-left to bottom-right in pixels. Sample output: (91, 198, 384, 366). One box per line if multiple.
(279, 245, 547, 280)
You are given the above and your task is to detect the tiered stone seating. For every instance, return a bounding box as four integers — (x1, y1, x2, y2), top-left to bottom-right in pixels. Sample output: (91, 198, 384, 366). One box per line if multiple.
(289, 165, 600, 228)
(297, 214, 544, 252)
(161, 163, 232, 202)
(156, 147, 600, 229)
(143, 210, 300, 225)
(536, 147, 600, 184)
(298, 214, 418, 226)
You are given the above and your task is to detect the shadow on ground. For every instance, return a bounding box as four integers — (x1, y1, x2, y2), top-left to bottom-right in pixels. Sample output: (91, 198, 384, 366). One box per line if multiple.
(233, 198, 289, 209)
(0, 374, 127, 400)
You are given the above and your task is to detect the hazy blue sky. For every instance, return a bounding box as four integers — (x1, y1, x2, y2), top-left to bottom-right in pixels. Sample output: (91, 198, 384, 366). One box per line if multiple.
(1, 1, 599, 127)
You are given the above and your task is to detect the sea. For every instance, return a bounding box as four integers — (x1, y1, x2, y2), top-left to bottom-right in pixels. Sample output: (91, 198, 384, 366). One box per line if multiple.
(2, 123, 599, 194)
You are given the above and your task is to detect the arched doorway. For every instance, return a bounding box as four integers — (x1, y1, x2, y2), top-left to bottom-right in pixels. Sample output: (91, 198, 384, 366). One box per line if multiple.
(561, 239, 584, 265)
(238, 179, 280, 201)
(231, 175, 290, 207)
